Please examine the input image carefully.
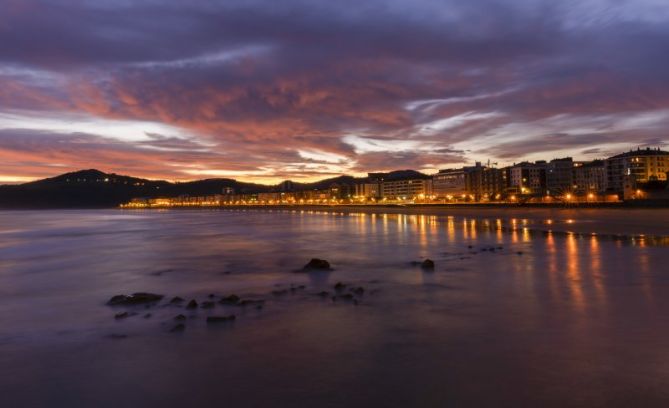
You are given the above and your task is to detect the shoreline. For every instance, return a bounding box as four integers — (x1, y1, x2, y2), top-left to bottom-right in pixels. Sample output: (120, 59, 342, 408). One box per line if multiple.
(117, 203, 669, 239)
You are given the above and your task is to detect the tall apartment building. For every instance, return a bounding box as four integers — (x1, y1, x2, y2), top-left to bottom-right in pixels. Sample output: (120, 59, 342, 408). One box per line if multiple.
(546, 157, 575, 195)
(354, 172, 386, 199)
(464, 163, 506, 200)
(432, 168, 466, 198)
(381, 177, 432, 199)
(573, 160, 606, 193)
(605, 148, 669, 192)
(506, 161, 547, 195)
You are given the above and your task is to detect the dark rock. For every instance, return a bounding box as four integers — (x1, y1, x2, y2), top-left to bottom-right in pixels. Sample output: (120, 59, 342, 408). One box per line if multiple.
(339, 293, 354, 301)
(107, 292, 164, 306)
(219, 294, 240, 304)
(106, 334, 128, 340)
(302, 258, 331, 271)
(497, 246, 503, 250)
(206, 315, 236, 323)
(174, 314, 187, 321)
(201, 301, 216, 309)
(169, 296, 184, 304)
(114, 312, 129, 320)
(467, 245, 473, 249)
(421, 259, 435, 270)
(334, 282, 346, 291)
(272, 289, 288, 296)
(208, 293, 216, 299)
(186, 299, 198, 309)
(352, 287, 365, 296)
(170, 323, 185, 333)
(317, 291, 330, 297)
(143, 313, 152, 319)
(517, 251, 524, 255)
(238, 299, 264, 307)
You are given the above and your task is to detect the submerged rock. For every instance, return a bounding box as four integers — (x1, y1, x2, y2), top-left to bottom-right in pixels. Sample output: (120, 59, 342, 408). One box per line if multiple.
(169, 296, 184, 304)
(334, 282, 346, 291)
(170, 323, 185, 333)
(114, 312, 129, 320)
(272, 289, 288, 296)
(174, 314, 186, 321)
(302, 258, 331, 271)
(219, 294, 240, 304)
(238, 299, 264, 307)
(201, 301, 216, 309)
(420, 259, 435, 270)
(317, 291, 330, 297)
(351, 287, 365, 296)
(206, 315, 236, 323)
(186, 299, 198, 309)
(107, 292, 164, 306)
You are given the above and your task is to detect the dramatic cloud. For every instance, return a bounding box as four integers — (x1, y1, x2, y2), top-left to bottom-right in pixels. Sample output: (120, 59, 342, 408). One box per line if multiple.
(1, 0, 668, 183)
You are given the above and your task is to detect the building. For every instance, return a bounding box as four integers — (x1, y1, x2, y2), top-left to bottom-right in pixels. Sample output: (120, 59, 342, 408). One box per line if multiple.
(506, 161, 547, 195)
(432, 168, 466, 199)
(545, 157, 574, 196)
(354, 173, 387, 199)
(573, 160, 606, 194)
(605, 147, 669, 192)
(464, 163, 506, 200)
(381, 171, 432, 200)
(354, 183, 381, 199)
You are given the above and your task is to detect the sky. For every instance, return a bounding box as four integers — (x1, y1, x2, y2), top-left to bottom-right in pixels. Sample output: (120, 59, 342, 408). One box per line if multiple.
(1, 0, 669, 184)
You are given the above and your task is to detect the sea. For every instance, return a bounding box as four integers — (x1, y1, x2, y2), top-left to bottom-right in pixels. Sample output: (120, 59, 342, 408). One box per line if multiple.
(1, 208, 668, 407)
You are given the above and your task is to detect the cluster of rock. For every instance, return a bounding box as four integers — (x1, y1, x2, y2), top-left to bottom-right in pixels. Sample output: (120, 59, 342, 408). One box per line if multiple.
(107, 291, 266, 333)
(105, 252, 540, 338)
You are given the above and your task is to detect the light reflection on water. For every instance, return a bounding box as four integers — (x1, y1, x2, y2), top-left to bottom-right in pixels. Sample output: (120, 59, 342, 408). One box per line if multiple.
(0, 209, 668, 407)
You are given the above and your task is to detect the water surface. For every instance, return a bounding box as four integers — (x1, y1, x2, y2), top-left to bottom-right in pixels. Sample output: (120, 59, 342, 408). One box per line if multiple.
(1, 209, 668, 407)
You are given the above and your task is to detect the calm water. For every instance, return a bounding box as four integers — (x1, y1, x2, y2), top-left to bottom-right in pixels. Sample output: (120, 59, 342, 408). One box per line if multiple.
(1, 209, 669, 407)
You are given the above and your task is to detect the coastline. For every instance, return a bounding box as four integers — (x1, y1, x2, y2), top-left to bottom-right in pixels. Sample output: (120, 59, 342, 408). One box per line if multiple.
(120, 203, 669, 239)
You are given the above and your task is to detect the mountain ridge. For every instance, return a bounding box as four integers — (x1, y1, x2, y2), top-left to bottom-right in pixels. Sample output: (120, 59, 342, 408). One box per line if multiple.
(0, 169, 430, 208)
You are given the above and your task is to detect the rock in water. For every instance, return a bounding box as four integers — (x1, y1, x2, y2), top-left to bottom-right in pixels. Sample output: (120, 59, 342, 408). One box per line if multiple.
(206, 315, 236, 323)
(169, 296, 184, 304)
(107, 292, 163, 306)
(170, 323, 185, 333)
(421, 259, 435, 270)
(201, 301, 216, 309)
(219, 294, 240, 304)
(186, 299, 198, 309)
(303, 258, 331, 271)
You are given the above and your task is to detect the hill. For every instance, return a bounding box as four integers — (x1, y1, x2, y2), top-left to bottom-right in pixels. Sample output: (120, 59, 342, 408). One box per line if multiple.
(0, 169, 271, 208)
